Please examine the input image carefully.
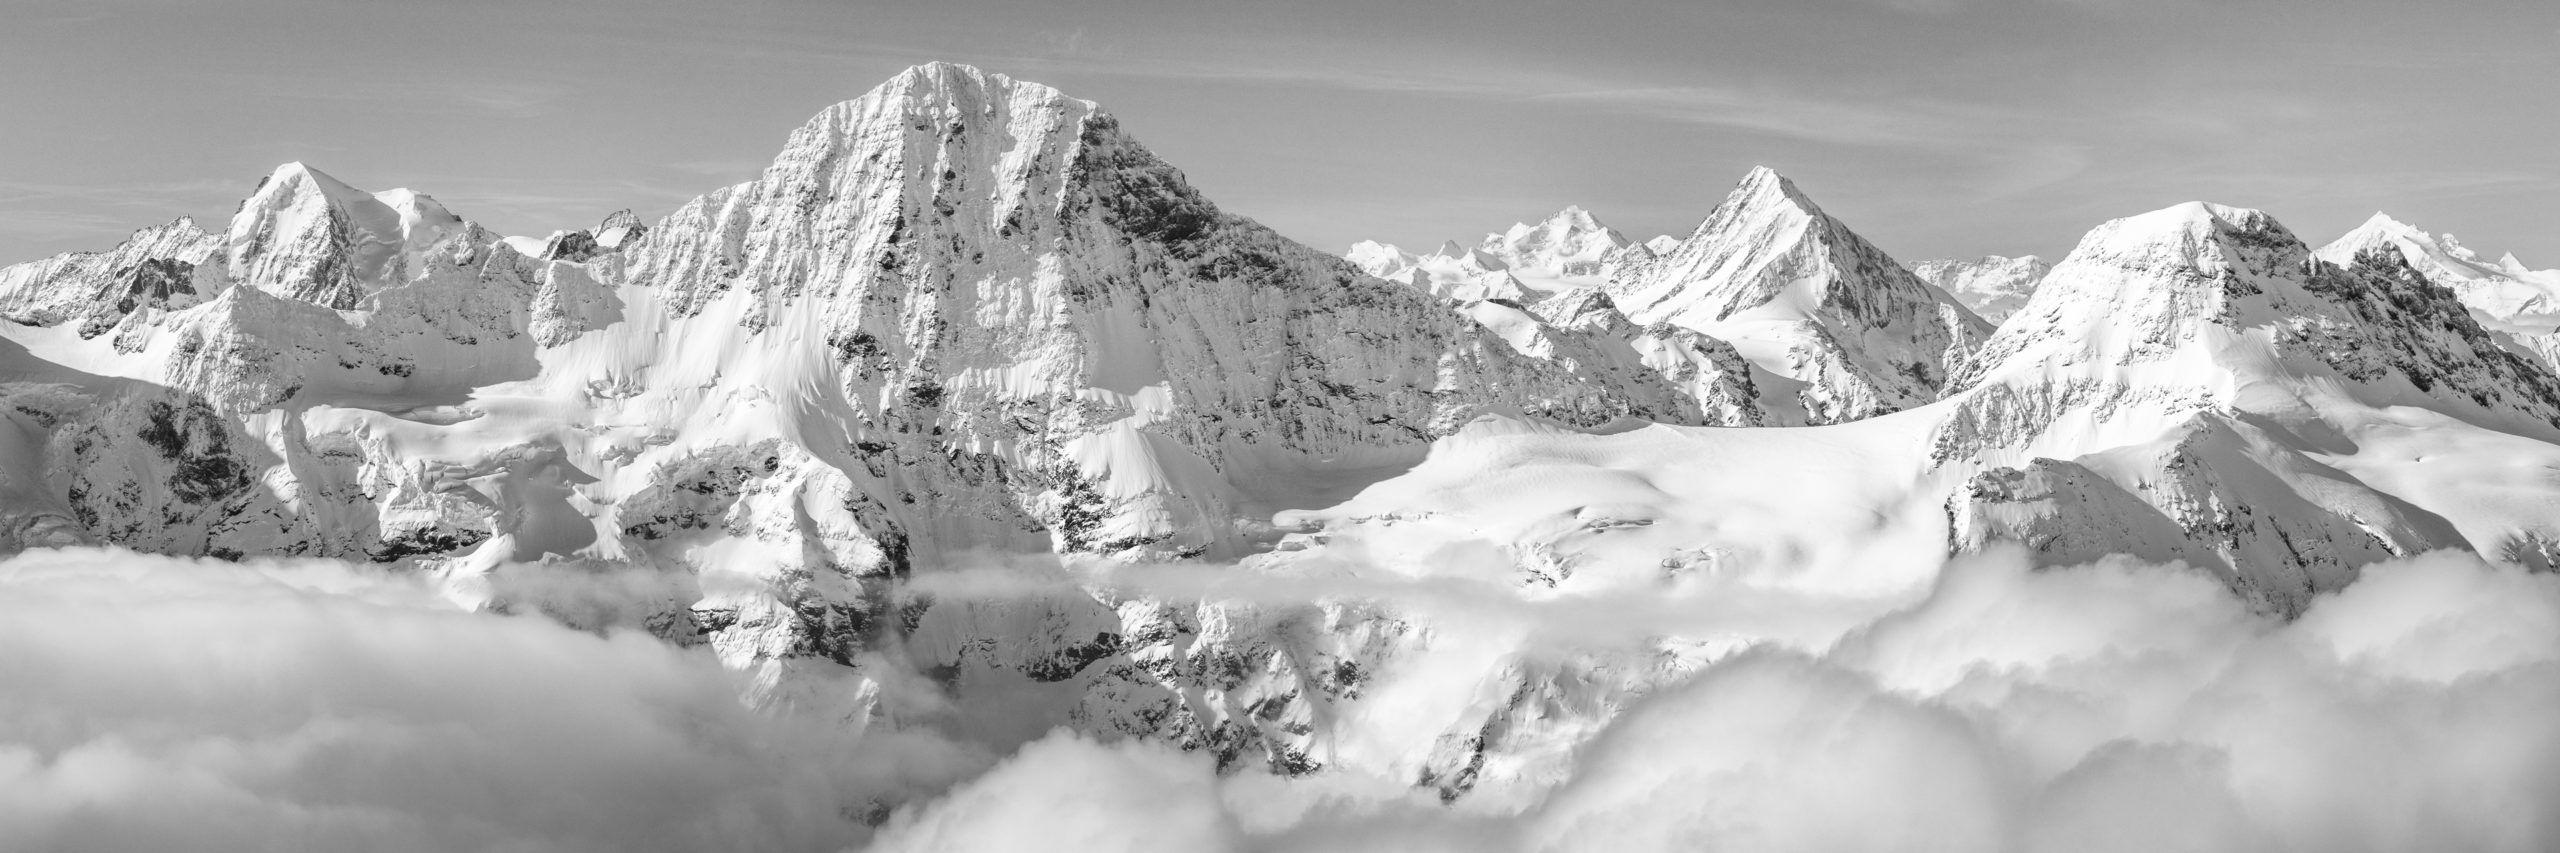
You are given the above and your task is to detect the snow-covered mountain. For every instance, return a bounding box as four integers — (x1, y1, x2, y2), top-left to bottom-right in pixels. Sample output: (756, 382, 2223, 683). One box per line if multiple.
(1346, 205, 1638, 301)
(2316, 212, 2560, 330)
(7, 62, 2560, 813)
(1602, 167, 1993, 423)
(1910, 254, 2048, 323)
(1351, 173, 1995, 425)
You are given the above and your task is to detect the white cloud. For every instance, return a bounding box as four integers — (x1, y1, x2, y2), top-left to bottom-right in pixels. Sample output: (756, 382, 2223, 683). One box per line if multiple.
(0, 547, 988, 853)
(866, 732, 1244, 853)
(879, 548, 2560, 853)
(5, 542, 2554, 853)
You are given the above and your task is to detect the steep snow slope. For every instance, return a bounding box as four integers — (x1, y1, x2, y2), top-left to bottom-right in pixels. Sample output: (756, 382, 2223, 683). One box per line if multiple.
(1909, 254, 2048, 323)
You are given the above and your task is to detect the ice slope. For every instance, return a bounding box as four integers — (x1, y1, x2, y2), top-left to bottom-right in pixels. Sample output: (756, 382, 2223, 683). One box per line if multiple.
(1909, 254, 2048, 323)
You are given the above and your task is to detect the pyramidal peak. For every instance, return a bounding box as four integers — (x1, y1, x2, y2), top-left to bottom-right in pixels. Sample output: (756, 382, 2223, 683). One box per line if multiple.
(1725, 165, 1822, 215)
(1603, 164, 1991, 422)
(228, 161, 478, 310)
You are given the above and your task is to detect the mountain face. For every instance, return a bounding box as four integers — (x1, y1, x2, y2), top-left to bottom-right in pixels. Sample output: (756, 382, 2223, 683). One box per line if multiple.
(8, 63, 2560, 814)
(1910, 254, 2048, 323)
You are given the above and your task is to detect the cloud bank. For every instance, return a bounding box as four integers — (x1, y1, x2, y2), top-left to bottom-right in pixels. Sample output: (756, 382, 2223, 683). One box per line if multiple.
(0, 548, 986, 853)
(2, 545, 2553, 852)
(881, 550, 2560, 853)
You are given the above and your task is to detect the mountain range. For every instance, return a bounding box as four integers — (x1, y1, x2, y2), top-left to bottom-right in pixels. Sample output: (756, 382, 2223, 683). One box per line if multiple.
(5, 62, 2558, 805)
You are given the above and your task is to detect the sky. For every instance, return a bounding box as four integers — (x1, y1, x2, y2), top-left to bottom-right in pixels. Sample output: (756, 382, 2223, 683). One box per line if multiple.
(1, 0, 2554, 268)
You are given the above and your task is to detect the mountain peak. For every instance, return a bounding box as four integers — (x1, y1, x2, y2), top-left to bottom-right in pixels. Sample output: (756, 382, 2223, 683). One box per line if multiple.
(2313, 211, 2560, 324)
(1606, 166, 1991, 422)
(1481, 206, 1629, 274)
(2072, 201, 2291, 267)
(874, 61, 1090, 114)
(227, 162, 475, 310)
(1729, 165, 1819, 214)
(249, 161, 371, 211)
(2356, 210, 2413, 232)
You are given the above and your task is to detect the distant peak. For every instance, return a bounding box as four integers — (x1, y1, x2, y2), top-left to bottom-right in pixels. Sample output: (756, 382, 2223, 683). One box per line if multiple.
(2343, 211, 2430, 246)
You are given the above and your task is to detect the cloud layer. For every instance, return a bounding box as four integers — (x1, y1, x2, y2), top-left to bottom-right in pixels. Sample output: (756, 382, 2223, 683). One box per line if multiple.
(0, 548, 985, 853)
(882, 550, 2560, 853)
(3, 544, 2554, 852)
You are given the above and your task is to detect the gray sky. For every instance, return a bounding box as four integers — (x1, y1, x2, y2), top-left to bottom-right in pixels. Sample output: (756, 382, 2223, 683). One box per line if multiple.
(3, 0, 2554, 268)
